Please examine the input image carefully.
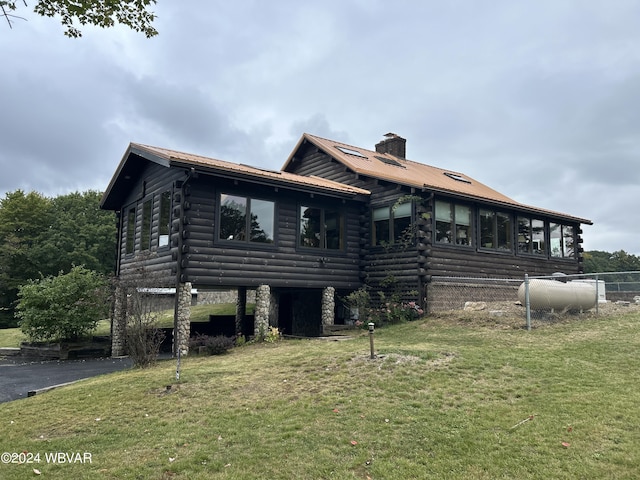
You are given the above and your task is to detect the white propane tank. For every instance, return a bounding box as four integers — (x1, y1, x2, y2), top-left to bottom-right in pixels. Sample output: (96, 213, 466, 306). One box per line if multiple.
(518, 279, 597, 311)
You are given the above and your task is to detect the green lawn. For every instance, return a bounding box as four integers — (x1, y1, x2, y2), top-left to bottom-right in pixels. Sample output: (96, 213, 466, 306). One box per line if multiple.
(0, 327, 26, 349)
(1, 310, 639, 479)
(0, 303, 253, 348)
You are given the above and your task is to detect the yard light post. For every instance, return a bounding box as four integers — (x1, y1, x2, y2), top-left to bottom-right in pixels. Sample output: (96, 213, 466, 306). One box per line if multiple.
(368, 322, 375, 359)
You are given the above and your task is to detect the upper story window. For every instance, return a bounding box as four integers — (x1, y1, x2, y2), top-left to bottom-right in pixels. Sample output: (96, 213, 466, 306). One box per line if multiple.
(518, 216, 545, 255)
(479, 209, 512, 251)
(299, 206, 343, 250)
(140, 199, 152, 251)
(125, 207, 136, 255)
(435, 200, 472, 246)
(219, 194, 275, 244)
(158, 191, 171, 248)
(372, 202, 412, 246)
(550, 223, 576, 258)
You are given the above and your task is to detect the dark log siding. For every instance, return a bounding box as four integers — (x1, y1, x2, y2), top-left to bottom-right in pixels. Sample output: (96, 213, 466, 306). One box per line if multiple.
(142, 173, 365, 289)
(287, 148, 424, 296)
(285, 145, 586, 293)
(110, 140, 586, 317)
(419, 194, 584, 279)
(117, 162, 190, 283)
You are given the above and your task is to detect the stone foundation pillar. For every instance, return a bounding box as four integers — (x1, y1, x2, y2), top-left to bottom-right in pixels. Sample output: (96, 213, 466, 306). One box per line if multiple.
(322, 286, 335, 326)
(235, 286, 247, 336)
(254, 284, 271, 338)
(175, 282, 192, 355)
(111, 285, 127, 357)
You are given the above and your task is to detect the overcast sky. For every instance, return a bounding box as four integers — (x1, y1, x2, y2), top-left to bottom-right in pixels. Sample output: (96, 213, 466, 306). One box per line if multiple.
(2, 1, 639, 255)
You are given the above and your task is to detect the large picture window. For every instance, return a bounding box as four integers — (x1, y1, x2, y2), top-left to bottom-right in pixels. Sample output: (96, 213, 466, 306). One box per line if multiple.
(479, 209, 512, 251)
(550, 223, 576, 258)
(435, 200, 471, 246)
(518, 216, 546, 255)
(372, 201, 412, 246)
(219, 194, 274, 244)
(299, 206, 343, 250)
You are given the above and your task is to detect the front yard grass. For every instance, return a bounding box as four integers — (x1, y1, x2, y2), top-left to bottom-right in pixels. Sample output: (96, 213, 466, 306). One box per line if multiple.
(1, 309, 639, 479)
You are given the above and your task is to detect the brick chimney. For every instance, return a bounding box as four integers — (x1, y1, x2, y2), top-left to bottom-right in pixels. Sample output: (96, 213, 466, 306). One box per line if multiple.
(375, 133, 406, 159)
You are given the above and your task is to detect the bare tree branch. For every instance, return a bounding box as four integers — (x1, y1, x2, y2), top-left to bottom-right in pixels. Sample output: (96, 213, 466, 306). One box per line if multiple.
(1, 1, 28, 29)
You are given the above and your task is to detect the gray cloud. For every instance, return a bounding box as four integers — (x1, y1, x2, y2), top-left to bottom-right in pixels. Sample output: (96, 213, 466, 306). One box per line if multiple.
(1, 0, 638, 255)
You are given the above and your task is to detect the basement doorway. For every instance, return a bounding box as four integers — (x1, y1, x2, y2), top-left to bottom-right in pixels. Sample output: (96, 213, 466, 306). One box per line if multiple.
(278, 289, 322, 337)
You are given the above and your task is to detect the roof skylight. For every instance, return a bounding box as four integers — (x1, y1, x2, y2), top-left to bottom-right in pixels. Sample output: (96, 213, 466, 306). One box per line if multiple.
(335, 146, 368, 158)
(444, 172, 471, 184)
(374, 155, 405, 168)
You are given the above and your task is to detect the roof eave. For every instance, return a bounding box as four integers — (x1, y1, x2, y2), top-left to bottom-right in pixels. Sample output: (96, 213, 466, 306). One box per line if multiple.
(100, 144, 135, 210)
(169, 159, 370, 200)
(100, 144, 174, 210)
(426, 187, 592, 225)
(281, 133, 312, 171)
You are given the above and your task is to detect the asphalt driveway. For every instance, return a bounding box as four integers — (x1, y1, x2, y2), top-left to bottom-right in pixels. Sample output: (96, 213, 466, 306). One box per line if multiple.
(0, 356, 133, 403)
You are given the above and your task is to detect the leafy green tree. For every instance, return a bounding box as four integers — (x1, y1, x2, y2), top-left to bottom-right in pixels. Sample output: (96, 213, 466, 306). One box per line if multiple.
(583, 251, 611, 274)
(33, 190, 116, 276)
(1, 0, 157, 37)
(0, 190, 116, 327)
(0, 190, 53, 327)
(584, 250, 640, 274)
(608, 250, 640, 272)
(16, 265, 109, 342)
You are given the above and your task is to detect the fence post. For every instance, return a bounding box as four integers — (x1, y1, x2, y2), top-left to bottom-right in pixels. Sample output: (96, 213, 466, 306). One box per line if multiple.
(595, 274, 599, 315)
(524, 274, 531, 331)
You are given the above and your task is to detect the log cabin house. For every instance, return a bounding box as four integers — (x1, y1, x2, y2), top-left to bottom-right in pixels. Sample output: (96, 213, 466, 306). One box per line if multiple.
(101, 133, 592, 354)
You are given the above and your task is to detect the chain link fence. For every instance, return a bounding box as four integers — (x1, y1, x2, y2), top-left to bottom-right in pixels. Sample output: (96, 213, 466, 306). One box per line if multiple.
(426, 271, 640, 329)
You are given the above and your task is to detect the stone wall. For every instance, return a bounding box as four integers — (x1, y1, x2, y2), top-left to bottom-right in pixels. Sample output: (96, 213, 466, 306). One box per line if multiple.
(198, 289, 256, 305)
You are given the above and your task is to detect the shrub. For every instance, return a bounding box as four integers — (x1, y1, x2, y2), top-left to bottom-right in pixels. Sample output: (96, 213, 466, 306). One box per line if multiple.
(189, 334, 235, 355)
(125, 321, 165, 368)
(264, 326, 281, 343)
(114, 267, 167, 368)
(255, 324, 282, 343)
(17, 266, 109, 342)
(344, 282, 424, 328)
(343, 287, 372, 325)
(376, 292, 424, 324)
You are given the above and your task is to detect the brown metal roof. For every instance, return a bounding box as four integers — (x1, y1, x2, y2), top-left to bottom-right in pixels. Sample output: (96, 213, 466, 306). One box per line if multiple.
(283, 133, 592, 224)
(131, 143, 370, 197)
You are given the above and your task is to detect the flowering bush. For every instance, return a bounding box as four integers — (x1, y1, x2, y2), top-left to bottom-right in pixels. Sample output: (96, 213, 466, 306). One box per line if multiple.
(264, 326, 282, 343)
(344, 284, 424, 328)
(376, 295, 424, 324)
